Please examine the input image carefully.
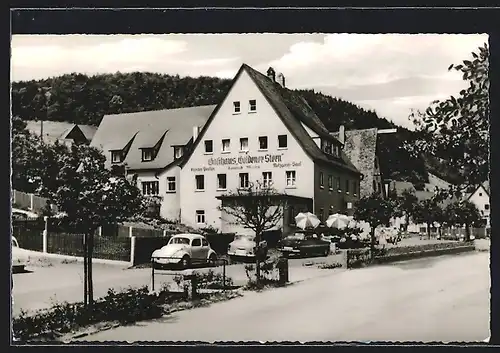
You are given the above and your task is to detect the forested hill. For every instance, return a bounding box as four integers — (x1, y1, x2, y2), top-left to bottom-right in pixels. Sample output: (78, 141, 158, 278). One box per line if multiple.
(10, 71, 450, 184)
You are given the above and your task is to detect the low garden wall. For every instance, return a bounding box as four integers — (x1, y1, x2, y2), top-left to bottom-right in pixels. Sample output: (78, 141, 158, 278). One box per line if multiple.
(346, 241, 476, 269)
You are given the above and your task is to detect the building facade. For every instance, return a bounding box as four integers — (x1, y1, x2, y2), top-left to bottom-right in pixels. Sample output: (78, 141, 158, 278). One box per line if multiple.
(179, 64, 362, 234)
(90, 106, 216, 221)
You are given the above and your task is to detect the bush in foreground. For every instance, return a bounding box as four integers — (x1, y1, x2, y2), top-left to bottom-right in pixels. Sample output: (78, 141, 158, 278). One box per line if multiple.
(13, 286, 164, 341)
(244, 257, 285, 290)
(172, 269, 235, 290)
(13, 274, 237, 342)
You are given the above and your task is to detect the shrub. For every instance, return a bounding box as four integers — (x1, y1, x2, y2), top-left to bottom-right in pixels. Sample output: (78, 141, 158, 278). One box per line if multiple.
(172, 270, 234, 290)
(346, 248, 372, 269)
(318, 262, 343, 269)
(13, 286, 165, 341)
(244, 257, 282, 290)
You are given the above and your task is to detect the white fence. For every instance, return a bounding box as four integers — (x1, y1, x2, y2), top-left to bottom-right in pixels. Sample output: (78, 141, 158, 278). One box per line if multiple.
(11, 190, 59, 214)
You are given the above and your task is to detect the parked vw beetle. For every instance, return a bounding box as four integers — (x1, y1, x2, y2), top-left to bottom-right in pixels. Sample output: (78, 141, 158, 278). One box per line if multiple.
(279, 232, 330, 257)
(151, 234, 218, 269)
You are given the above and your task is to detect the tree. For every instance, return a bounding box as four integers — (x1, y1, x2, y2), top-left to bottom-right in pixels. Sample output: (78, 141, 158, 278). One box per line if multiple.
(11, 123, 46, 194)
(217, 181, 287, 283)
(393, 189, 419, 231)
(409, 44, 489, 190)
(353, 193, 395, 260)
(412, 197, 444, 239)
(50, 144, 144, 309)
(444, 200, 482, 241)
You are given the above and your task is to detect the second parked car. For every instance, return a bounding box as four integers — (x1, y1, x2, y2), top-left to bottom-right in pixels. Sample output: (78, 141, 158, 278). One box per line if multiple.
(279, 232, 330, 257)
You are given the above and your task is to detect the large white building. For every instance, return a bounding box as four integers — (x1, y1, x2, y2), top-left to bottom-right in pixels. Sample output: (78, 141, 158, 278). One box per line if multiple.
(92, 64, 363, 235)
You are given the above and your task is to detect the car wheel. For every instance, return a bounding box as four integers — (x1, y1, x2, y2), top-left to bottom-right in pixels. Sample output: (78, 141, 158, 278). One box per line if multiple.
(208, 253, 217, 266)
(181, 255, 191, 269)
(323, 247, 330, 256)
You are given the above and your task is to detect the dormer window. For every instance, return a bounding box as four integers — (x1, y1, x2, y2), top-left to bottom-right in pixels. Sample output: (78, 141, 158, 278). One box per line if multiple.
(111, 150, 122, 164)
(174, 146, 184, 159)
(321, 140, 335, 155)
(334, 145, 341, 157)
(141, 148, 154, 162)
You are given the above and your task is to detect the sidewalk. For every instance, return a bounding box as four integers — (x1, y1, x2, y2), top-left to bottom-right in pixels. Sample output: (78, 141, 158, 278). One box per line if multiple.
(21, 248, 130, 267)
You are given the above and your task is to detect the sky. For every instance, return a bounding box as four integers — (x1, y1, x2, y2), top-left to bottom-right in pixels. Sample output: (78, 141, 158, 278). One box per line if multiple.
(10, 34, 488, 129)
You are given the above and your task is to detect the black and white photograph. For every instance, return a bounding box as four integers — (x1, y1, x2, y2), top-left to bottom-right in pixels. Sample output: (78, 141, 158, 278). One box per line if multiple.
(10, 31, 490, 343)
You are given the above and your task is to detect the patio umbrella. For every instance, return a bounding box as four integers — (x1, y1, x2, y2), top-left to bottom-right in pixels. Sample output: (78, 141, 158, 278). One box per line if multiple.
(326, 213, 350, 229)
(295, 212, 321, 230)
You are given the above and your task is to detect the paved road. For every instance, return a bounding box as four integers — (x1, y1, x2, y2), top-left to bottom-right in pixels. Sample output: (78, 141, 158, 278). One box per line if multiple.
(78, 252, 490, 343)
(12, 253, 342, 316)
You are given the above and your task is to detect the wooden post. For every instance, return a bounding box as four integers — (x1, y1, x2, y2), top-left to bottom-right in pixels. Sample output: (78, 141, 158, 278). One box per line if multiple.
(42, 216, 48, 253)
(129, 226, 133, 238)
(130, 236, 136, 266)
(163, 229, 167, 237)
(30, 194, 34, 211)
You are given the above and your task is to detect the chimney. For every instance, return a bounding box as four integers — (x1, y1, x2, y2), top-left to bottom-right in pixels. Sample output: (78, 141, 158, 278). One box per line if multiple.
(267, 67, 276, 82)
(276, 73, 285, 88)
(338, 125, 345, 145)
(192, 126, 200, 141)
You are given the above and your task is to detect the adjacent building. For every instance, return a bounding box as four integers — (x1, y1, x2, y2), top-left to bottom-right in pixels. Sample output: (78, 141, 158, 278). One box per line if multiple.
(90, 105, 216, 221)
(92, 64, 363, 235)
(330, 127, 396, 198)
(26, 120, 97, 145)
(464, 180, 490, 228)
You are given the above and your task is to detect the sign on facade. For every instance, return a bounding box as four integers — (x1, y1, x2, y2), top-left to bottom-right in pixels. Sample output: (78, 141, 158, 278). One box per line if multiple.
(190, 153, 303, 172)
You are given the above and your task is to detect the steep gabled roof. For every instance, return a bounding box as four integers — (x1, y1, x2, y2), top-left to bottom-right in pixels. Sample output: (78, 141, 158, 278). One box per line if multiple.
(464, 181, 490, 201)
(90, 105, 216, 170)
(181, 64, 360, 176)
(77, 125, 98, 141)
(482, 180, 490, 195)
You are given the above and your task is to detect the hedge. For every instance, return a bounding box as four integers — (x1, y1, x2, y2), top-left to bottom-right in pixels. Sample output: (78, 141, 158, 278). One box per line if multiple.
(13, 286, 167, 341)
(346, 241, 476, 269)
(374, 243, 476, 264)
